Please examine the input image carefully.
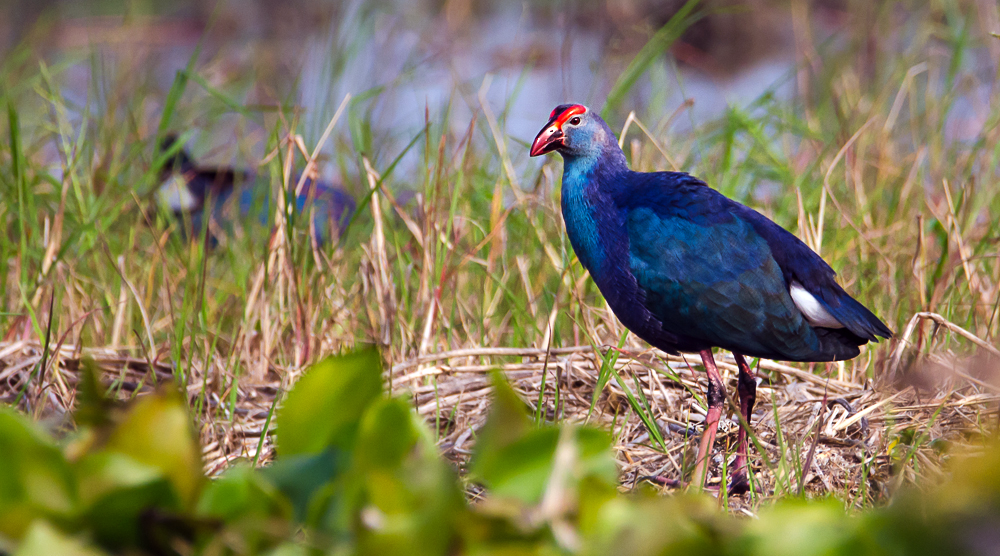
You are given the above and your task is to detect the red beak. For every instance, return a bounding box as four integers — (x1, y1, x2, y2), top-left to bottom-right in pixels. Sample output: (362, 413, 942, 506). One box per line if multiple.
(529, 120, 564, 157)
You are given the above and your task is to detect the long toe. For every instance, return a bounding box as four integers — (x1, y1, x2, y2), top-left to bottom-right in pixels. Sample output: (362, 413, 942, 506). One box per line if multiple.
(639, 475, 683, 489)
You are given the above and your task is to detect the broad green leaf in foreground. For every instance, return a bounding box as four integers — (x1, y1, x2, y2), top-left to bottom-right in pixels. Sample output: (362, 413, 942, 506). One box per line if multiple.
(74, 453, 177, 549)
(350, 398, 465, 555)
(101, 388, 204, 509)
(471, 374, 617, 505)
(197, 464, 292, 522)
(64, 386, 205, 551)
(740, 500, 868, 556)
(197, 465, 295, 552)
(0, 409, 76, 541)
(14, 520, 107, 556)
(470, 374, 551, 503)
(262, 448, 344, 524)
(276, 348, 383, 456)
(584, 495, 726, 556)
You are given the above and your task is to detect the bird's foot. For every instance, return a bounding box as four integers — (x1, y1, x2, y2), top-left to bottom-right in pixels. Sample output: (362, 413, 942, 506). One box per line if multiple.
(638, 475, 683, 489)
(727, 470, 751, 496)
(640, 475, 732, 495)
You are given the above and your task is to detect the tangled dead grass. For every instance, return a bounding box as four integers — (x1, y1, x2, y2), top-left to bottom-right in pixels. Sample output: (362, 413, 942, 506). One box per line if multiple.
(3, 123, 999, 511)
(2, 309, 997, 511)
(2, 0, 1000, 523)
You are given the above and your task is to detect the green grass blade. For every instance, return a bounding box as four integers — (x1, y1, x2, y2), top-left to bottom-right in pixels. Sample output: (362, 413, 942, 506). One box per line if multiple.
(602, 0, 704, 119)
(588, 329, 628, 418)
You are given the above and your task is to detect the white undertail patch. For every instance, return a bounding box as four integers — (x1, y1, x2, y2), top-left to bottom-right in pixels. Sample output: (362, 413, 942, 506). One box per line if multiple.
(157, 174, 197, 212)
(789, 281, 844, 329)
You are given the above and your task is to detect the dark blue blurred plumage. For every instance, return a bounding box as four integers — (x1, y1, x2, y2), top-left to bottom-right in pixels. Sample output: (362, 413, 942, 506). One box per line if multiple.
(156, 135, 355, 245)
(530, 104, 891, 492)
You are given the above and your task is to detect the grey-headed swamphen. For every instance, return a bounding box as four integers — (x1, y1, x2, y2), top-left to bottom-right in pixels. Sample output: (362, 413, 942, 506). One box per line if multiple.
(529, 104, 891, 494)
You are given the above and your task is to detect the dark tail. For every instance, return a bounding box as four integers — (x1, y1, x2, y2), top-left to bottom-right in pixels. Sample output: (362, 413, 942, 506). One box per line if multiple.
(809, 327, 866, 362)
(822, 286, 893, 342)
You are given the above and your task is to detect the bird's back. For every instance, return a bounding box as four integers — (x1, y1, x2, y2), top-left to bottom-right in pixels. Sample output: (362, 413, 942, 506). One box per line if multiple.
(586, 170, 890, 362)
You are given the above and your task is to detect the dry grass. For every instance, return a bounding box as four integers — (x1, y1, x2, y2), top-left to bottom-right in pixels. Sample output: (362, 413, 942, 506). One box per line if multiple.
(2, 0, 1000, 513)
(3, 311, 998, 511)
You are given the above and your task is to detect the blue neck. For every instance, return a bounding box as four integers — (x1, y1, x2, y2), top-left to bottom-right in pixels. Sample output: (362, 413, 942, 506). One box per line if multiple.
(561, 141, 629, 195)
(559, 148, 628, 276)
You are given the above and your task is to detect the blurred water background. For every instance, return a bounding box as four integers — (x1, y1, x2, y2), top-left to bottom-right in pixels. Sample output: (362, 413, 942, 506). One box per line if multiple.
(1, 0, 997, 189)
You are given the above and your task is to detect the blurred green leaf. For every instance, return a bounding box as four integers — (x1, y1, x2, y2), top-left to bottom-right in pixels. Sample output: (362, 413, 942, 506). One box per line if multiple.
(350, 398, 464, 556)
(573, 428, 619, 487)
(355, 398, 421, 471)
(81, 477, 177, 550)
(74, 413, 195, 549)
(472, 375, 617, 506)
(262, 448, 345, 524)
(471, 375, 551, 503)
(0, 409, 76, 541)
(472, 374, 532, 464)
(14, 520, 107, 556)
(197, 465, 294, 553)
(474, 427, 560, 504)
(584, 495, 725, 556)
(101, 387, 203, 509)
(263, 542, 312, 556)
(740, 498, 898, 556)
(276, 349, 383, 457)
(76, 452, 168, 507)
(747, 500, 843, 555)
(197, 464, 291, 522)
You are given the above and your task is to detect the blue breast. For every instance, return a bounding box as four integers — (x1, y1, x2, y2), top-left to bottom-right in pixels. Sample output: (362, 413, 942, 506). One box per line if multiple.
(561, 173, 605, 275)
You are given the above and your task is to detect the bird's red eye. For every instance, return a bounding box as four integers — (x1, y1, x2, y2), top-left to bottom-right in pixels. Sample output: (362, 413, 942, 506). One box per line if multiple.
(569, 116, 581, 125)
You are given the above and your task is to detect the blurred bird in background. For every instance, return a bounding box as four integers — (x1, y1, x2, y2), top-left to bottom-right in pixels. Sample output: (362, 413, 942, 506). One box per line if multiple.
(156, 134, 355, 245)
(530, 104, 892, 494)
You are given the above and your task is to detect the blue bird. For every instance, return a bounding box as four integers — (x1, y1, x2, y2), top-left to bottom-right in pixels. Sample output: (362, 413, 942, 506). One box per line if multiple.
(156, 135, 355, 245)
(530, 104, 891, 493)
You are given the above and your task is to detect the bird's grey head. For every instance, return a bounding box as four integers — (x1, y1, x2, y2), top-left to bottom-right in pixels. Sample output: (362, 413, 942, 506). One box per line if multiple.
(529, 104, 619, 161)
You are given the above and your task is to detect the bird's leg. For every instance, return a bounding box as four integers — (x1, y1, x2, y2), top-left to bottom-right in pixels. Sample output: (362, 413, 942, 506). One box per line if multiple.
(691, 348, 725, 490)
(729, 353, 757, 495)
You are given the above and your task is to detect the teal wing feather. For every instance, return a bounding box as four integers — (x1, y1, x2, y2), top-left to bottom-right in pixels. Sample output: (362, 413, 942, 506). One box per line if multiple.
(625, 206, 829, 360)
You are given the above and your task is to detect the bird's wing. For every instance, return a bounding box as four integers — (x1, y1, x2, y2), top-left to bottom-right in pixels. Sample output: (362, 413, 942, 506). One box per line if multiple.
(617, 172, 890, 342)
(625, 200, 829, 360)
(732, 203, 893, 341)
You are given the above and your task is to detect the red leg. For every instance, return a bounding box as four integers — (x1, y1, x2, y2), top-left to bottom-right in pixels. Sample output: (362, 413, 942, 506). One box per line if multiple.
(729, 353, 757, 495)
(691, 349, 725, 489)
